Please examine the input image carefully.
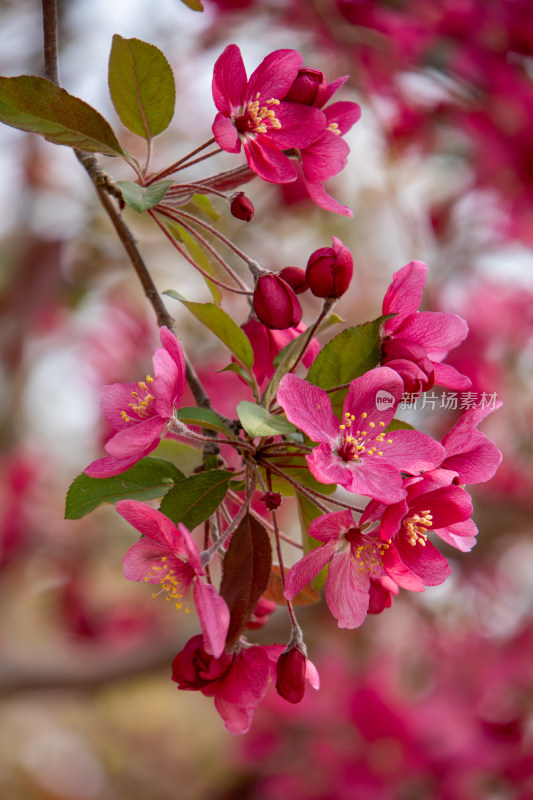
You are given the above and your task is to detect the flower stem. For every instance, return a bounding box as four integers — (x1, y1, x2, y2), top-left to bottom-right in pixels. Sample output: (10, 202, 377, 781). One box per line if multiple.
(146, 137, 217, 185)
(200, 468, 257, 567)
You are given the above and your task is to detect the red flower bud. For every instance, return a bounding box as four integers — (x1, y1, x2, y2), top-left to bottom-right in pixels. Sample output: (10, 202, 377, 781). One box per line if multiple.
(230, 192, 254, 221)
(305, 236, 353, 298)
(279, 266, 308, 294)
(253, 274, 303, 330)
(260, 491, 282, 511)
(283, 68, 327, 107)
(275, 647, 307, 704)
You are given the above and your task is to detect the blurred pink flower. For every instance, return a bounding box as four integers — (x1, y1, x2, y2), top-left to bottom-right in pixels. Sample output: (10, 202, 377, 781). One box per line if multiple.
(212, 45, 325, 184)
(381, 261, 471, 395)
(116, 501, 229, 657)
(172, 634, 270, 734)
(85, 327, 185, 478)
(277, 368, 444, 503)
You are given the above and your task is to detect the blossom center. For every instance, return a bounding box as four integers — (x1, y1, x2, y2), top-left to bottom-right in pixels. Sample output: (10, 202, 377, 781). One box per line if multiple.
(235, 94, 282, 136)
(402, 509, 433, 547)
(345, 527, 389, 576)
(121, 375, 156, 423)
(337, 412, 392, 462)
(145, 556, 192, 611)
(327, 122, 341, 136)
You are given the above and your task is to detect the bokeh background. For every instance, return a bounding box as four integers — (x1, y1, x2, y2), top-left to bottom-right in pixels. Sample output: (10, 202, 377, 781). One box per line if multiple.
(1, 0, 532, 798)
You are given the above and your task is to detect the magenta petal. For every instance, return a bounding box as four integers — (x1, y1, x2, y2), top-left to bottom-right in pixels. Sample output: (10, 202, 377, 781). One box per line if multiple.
(382, 261, 428, 326)
(100, 382, 143, 429)
(194, 581, 230, 658)
(343, 367, 404, 430)
(272, 103, 326, 149)
(307, 445, 354, 488)
(305, 659, 320, 690)
(212, 44, 247, 112)
(431, 361, 472, 390)
(246, 49, 303, 105)
(397, 312, 469, 356)
(160, 326, 186, 398)
(284, 542, 338, 601)
(122, 536, 168, 582)
(301, 131, 350, 182)
(326, 550, 371, 628)
(324, 100, 362, 134)
(396, 538, 451, 586)
(153, 348, 179, 418)
(380, 429, 445, 474)
(216, 646, 270, 706)
(302, 175, 353, 216)
(115, 500, 179, 547)
(213, 112, 241, 153)
(308, 510, 354, 543)
(379, 499, 409, 540)
(435, 518, 478, 552)
(277, 374, 339, 445)
(105, 416, 165, 458)
(214, 698, 253, 735)
(383, 545, 425, 591)
(345, 458, 406, 504)
(84, 453, 143, 478)
(411, 485, 473, 528)
(244, 136, 296, 183)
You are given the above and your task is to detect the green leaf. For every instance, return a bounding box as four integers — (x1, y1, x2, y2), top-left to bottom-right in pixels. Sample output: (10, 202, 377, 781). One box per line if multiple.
(108, 35, 175, 139)
(65, 458, 184, 520)
(177, 406, 235, 438)
(220, 512, 272, 649)
(237, 401, 297, 438)
(190, 193, 219, 221)
(116, 180, 173, 213)
(306, 315, 387, 415)
(179, 0, 204, 9)
(386, 417, 415, 431)
(164, 291, 254, 371)
(0, 75, 125, 157)
(262, 326, 316, 408)
(153, 439, 203, 474)
(159, 469, 232, 529)
(166, 223, 221, 304)
(265, 454, 337, 497)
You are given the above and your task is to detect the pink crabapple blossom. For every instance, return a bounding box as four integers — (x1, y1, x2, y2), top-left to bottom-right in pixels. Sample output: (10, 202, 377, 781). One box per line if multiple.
(212, 44, 326, 184)
(284, 509, 392, 629)
(276, 367, 445, 504)
(84, 326, 185, 478)
(381, 261, 471, 395)
(116, 500, 229, 658)
(171, 634, 271, 735)
(440, 401, 503, 485)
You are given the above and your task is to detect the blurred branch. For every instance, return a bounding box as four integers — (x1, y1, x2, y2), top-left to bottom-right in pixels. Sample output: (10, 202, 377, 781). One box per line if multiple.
(0, 638, 179, 696)
(40, 0, 213, 410)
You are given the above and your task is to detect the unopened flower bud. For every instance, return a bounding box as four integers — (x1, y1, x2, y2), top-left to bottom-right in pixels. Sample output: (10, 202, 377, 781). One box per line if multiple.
(305, 236, 353, 298)
(279, 266, 308, 294)
(230, 192, 254, 221)
(283, 68, 327, 106)
(260, 491, 282, 511)
(253, 274, 303, 330)
(276, 647, 307, 704)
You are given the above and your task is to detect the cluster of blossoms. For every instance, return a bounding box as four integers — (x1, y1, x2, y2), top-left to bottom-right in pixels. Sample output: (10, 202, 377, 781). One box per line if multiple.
(65, 43, 502, 735)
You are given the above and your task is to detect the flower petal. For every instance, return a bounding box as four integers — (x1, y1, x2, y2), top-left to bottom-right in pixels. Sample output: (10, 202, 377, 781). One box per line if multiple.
(308, 510, 355, 543)
(194, 581, 230, 658)
(382, 261, 428, 328)
(431, 361, 472, 390)
(301, 130, 350, 182)
(116, 500, 179, 548)
(325, 550, 371, 628)
(397, 312, 469, 358)
(212, 43, 247, 112)
(272, 103, 326, 149)
(215, 646, 270, 707)
(284, 541, 338, 601)
(244, 136, 296, 183)
(105, 416, 166, 458)
(84, 453, 145, 478)
(380, 429, 445, 474)
(302, 174, 353, 216)
(246, 49, 303, 105)
(324, 100, 362, 134)
(277, 374, 339, 445)
(343, 366, 404, 430)
(100, 382, 145, 429)
(212, 112, 241, 153)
